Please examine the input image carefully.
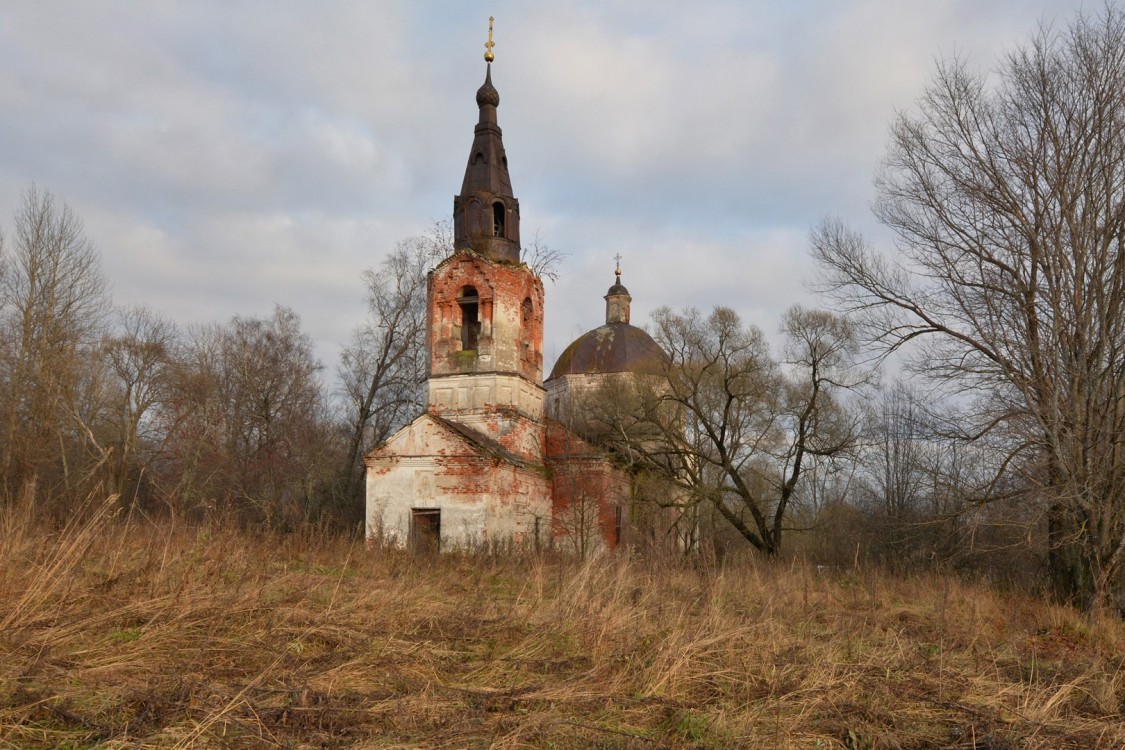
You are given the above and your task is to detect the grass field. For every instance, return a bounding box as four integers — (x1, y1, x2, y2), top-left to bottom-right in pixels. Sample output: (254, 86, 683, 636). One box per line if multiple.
(2, 497, 1123, 749)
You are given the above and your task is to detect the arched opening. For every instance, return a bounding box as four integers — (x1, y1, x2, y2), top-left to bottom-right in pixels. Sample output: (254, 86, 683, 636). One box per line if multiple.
(520, 297, 535, 363)
(458, 286, 480, 351)
(492, 202, 506, 238)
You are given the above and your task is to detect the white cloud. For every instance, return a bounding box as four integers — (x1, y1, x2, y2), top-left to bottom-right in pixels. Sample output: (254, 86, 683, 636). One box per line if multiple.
(0, 0, 1095, 382)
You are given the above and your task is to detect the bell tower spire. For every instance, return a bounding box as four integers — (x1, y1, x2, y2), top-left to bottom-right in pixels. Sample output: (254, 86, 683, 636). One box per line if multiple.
(452, 17, 521, 263)
(424, 17, 545, 444)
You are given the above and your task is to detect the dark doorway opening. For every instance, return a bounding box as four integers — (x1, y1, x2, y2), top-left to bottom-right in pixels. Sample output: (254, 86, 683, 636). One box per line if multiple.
(411, 508, 441, 553)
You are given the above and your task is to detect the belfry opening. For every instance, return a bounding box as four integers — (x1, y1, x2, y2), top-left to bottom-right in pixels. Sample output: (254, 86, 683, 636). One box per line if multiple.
(492, 201, 506, 238)
(458, 285, 480, 350)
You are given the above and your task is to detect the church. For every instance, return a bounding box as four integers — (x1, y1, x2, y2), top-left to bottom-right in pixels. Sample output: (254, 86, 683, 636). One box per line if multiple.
(364, 31, 667, 553)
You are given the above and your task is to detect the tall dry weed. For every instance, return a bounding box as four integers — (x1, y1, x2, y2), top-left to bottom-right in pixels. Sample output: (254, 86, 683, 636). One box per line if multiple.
(1, 512, 1123, 748)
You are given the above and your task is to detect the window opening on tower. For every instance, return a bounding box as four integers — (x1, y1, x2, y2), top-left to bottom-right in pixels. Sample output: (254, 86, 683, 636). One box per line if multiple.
(492, 202, 506, 238)
(458, 286, 481, 351)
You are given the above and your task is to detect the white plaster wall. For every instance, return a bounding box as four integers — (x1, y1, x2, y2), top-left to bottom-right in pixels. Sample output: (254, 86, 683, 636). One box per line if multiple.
(443, 503, 490, 548)
(367, 459, 552, 550)
(427, 372, 545, 419)
(367, 460, 492, 549)
(544, 373, 615, 422)
(365, 462, 408, 545)
(365, 413, 553, 552)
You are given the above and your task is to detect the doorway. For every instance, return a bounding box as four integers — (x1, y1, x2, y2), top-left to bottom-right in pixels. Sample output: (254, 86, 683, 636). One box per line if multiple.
(411, 508, 441, 553)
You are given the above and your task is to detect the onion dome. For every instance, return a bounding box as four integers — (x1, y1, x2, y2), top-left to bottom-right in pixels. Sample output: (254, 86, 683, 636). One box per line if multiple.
(476, 66, 500, 108)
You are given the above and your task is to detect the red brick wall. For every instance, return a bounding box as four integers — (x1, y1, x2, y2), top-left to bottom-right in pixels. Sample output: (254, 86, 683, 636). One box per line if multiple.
(428, 251, 545, 384)
(545, 421, 631, 550)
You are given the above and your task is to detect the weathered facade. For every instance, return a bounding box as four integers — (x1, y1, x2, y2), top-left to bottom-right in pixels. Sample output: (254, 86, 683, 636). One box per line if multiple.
(366, 413, 549, 549)
(365, 49, 552, 551)
(544, 268, 675, 552)
(365, 42, 668, 553)
(544, 421, 631, 556)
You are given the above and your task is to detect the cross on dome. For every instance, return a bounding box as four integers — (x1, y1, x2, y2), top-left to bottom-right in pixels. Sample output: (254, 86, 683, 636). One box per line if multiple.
(484, 17, 495, 62)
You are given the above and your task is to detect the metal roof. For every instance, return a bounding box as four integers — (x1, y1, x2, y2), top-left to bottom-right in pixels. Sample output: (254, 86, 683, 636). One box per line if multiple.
(547, 322, 667, 380)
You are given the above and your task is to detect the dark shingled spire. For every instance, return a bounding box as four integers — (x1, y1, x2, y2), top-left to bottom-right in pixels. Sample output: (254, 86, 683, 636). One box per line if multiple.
(452, 55, 521, 263)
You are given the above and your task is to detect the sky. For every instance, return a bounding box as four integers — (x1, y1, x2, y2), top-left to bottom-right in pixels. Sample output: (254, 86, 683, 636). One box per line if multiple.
(0, 0, 1096, 381)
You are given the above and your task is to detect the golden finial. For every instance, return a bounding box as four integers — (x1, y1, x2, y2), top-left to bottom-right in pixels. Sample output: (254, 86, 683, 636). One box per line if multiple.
(484, 17, 496, 63)
(614, 253, 622, 280)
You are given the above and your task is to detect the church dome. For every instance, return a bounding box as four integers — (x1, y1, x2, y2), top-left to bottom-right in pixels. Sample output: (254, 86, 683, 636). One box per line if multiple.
(548, 322, 666, 379)
(476, 75, 500, 107)
(606, 280, 629, 296)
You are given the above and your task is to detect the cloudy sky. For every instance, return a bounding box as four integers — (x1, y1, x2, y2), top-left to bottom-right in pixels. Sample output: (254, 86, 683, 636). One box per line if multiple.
(0, 0, 1094, 379)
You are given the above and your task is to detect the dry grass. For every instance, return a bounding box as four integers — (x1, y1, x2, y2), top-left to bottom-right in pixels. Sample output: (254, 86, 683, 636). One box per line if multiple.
(2, 499, 1124, 748)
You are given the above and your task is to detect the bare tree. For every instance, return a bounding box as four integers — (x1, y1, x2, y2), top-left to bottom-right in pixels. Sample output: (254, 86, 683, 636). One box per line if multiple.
(552, 463, 608, 559)
(338, 228, 447, 502)
(813, 7, 1125, 609)
(579, 305, 865, 557)
(158, 306, 331, 526)
(850, 382, 946, 568)
(521, 231, 567, 284)
(0, 186, 109, 505)
(101, 306, 179, 505)
(864, 382, 929, 522)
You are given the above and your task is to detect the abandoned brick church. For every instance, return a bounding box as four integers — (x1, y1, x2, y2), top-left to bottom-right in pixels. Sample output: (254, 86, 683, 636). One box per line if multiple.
(364, 38, 667, 553)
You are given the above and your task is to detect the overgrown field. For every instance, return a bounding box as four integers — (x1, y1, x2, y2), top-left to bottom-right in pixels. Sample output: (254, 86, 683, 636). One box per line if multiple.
(2, 500, 1123, 749)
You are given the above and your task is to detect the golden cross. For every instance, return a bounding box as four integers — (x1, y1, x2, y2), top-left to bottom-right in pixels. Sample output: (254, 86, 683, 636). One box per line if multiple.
(614, 253, 622, 274)
(484, 17, 495, 62)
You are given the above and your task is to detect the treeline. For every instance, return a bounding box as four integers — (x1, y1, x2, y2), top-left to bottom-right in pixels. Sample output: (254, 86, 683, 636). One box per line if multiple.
(0, 186, 444, 530)
(3, 6, 1125, 616)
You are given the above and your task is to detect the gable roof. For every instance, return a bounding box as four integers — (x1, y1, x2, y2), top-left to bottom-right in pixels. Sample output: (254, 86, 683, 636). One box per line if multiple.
(366, 411, 542, 473)
(429, 413, 541, 471)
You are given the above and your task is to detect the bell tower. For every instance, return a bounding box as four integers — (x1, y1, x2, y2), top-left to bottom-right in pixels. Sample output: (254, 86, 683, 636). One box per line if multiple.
(424, 19, 545, 458)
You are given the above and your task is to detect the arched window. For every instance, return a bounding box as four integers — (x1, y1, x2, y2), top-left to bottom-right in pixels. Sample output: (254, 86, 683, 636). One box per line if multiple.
(521, 297, 533, 323)
(492, 202, 506, 238)
(458, 286, 480, 350)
